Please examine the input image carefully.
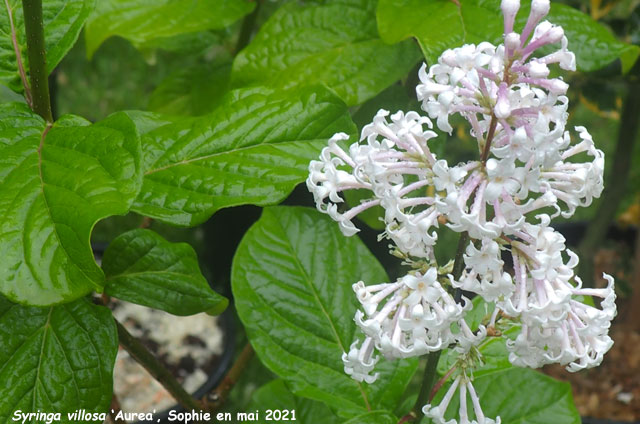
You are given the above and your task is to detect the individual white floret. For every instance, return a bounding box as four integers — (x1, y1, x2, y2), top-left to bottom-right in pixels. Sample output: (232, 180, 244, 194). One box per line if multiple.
(342, 337, 379, 383)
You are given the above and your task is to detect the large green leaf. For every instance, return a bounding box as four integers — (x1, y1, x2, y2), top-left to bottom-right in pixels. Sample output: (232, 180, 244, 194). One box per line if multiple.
(102, 228, 228, 316)
(376, 0, 465, 67)
(248, 379, 339, 424)
(422, 367, 580, 424)
(232, 206, 418, 418)
(0, 295, 118, 422)
(0, 0, 94, 92)
(132, 85, 356, 227)
(84, 0, 255, 58)
(232, 0, 421, 106)
(377, 0, 639, 72)
(0, 104, 142, 306)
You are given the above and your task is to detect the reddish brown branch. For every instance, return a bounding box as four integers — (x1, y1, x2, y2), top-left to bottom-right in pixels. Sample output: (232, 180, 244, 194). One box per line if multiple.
(397, 411, 417, 424)
(429, 365, 457, 402)
(481, 115, 498, 163)
(109, 394, 127, 424)
(204, 343, 255, 412)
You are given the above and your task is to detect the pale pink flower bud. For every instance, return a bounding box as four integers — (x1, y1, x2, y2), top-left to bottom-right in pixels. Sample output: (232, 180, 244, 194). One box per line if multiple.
(501, 0, 520, 33)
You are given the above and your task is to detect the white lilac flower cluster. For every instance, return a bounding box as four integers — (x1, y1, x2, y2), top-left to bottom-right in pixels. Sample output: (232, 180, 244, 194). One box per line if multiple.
(307, 0, 616, 422)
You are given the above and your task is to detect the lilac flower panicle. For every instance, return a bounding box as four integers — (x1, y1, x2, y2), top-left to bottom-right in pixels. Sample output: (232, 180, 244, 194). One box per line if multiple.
(306, 0, 616, 422)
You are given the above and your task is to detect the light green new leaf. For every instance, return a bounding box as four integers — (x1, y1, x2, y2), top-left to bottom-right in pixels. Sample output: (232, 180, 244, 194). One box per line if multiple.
(132, 85, 356, 227)
(232, 206, 418, 418)
(377, 0, 639, 72)
(0, 295, 118, 422)
(0, 0, 95, 92)
(102, 229, 228, 316)
(376, 0, 465, 66)
(232, 0, 421, 106)
(84, 0, 255, 58)
(248, 379, 339, 424)
(0, 104, 142, 306)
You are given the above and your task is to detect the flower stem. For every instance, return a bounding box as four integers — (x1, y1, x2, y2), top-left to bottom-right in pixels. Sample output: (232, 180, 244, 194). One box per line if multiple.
(21, 0, 53, 122)
(429, 364, 457, 402)
(115, 320, 204, 412)
(480, 115, 498, 163)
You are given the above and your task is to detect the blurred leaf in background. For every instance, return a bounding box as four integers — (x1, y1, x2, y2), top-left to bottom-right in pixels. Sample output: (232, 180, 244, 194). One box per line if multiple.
(83, 0, 254, 57)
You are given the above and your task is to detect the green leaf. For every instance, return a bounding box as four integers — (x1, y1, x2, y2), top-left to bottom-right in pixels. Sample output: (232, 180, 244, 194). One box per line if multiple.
(232, 0, 421, 106)
(148, 58, 231, 117)
(248, 379, 339, 424)
(232, 206, 418, 418)
(0, 104, 142, 305)
(426, 367, 580, 424)
(0, 295, 118, 421)
(132, 85, 356, 227)
(376, 0, 639, 72)
(84, 0, 255, 58)
(102, 228, 228, 316)
(1, 0, 95, 92)
(344, 411, 398, 424)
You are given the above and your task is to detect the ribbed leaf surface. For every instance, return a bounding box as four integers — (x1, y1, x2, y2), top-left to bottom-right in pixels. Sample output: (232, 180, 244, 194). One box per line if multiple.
(132, 85, 356, 227)
(0, 296, 118, 421)
(0, 104, 141, 305)
(232, 0, 421, 106)
(232, 207, 418, 418)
